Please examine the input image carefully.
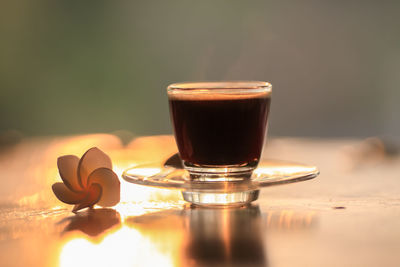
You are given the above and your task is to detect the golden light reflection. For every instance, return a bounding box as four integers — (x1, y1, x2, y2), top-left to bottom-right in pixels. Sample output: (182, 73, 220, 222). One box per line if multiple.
(254, 165, 317, 177)
(59, 227, 174, 267)
(265, 210, 317, 230)
(126, 210, 185, 267)
(222, 208, 232, 260)
(123, 167, 162, 177)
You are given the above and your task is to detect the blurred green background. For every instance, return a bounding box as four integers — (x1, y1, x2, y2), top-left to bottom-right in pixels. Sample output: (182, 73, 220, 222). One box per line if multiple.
(1, 1, 399, 138)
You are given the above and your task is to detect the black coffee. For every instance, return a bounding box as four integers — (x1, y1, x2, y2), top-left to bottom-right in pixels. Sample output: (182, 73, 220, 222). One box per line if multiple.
(169, 93, 271, 167)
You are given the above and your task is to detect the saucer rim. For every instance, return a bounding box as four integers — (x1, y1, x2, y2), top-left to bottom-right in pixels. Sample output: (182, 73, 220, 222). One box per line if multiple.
(121, 159, 319, 191)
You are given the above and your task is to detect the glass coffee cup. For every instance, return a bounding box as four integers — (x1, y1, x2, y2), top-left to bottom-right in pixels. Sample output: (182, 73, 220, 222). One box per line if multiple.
(167, 81, 272, 181)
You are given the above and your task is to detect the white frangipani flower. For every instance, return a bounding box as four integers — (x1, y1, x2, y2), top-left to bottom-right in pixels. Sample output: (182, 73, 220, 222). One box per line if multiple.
(52, 147, 120, 212)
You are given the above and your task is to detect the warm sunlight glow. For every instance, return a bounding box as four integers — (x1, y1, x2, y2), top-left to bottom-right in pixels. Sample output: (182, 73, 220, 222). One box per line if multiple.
(59, 227, 174, 267)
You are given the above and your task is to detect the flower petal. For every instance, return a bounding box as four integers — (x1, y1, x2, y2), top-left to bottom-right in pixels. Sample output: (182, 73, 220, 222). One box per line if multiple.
(57, 155, 82, 192)
(72, 183, 103, 212)
(87, 168, 120, 207)
(78, 147, 112, 188)
(52, 182, 87, 204)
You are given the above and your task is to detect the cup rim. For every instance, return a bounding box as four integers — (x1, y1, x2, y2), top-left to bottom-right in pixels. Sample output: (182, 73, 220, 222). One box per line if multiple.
(167, 81, 272, 92)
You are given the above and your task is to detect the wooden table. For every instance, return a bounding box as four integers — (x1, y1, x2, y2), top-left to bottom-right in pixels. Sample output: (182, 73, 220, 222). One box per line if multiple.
(0, 134, 399, 267)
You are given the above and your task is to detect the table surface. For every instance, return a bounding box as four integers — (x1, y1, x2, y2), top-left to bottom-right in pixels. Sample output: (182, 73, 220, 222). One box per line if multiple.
(0, 134, 399, 267)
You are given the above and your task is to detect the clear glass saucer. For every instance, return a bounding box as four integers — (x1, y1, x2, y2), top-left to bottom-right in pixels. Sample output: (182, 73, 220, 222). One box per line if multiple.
(122, 158, 319, 207)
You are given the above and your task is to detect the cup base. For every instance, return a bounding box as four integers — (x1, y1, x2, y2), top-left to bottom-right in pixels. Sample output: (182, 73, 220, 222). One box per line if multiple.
(184, 163, 255, 181)
(182, 189, 259, 207)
